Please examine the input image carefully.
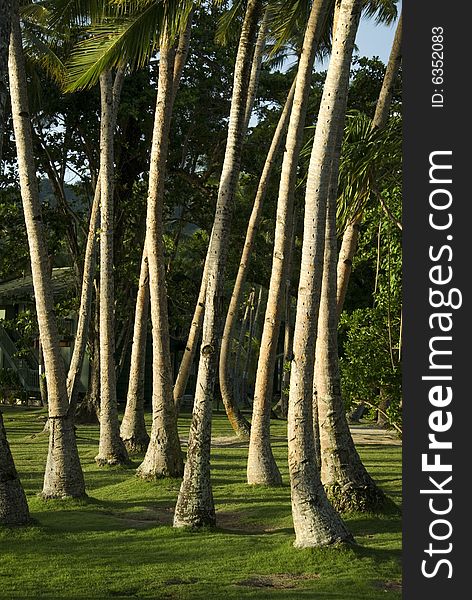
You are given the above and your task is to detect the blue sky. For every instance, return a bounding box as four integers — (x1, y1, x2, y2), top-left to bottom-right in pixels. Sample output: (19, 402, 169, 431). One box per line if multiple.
(355, 0, 402, 62)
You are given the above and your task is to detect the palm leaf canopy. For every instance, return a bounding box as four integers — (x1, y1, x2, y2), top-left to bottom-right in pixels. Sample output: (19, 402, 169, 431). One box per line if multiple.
(64, 0, 194, 92)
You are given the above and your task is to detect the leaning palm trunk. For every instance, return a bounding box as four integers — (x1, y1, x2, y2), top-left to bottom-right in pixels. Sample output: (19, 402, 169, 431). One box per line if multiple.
(247, 0, 331, 486)
(220, 78, 296, 439)
(136, 34, 183, 480)
(120, 253, 151, 453)
(174, 0, 262, 528)
(8, 2, 85, 497)
(288, 0, 361, 548)
(0, 412, 30, 525)
(95, 70, 129, 466)
(335, 13, 402, 317)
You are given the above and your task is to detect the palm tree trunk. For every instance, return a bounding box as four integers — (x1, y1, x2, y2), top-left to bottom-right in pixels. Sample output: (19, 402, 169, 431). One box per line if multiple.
(288, 0, 362, 548)
(0, 411, 30, 525)
(0, 0, 11, 162)
(173, 261, 207, 411)
(335, 13, 402, 317)
(95, 70, 129, 466)
(126, 16, 193, 431)
(136, 34, 183, 479)
(174, 0, 263, 528)
(8, 1, 85, 498)
(220, 78, 296, 439)
(247, 0, 331, 487)
(120, 252, 150, 453)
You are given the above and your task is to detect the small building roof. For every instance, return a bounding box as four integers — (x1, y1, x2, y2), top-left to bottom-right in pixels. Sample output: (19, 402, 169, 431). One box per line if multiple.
(0, 267, 75, 304)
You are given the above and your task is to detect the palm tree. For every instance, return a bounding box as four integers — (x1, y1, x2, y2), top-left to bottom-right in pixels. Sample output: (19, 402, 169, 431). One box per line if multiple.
(0, 0, 30, 525)
(313, 12, 402, 512)
(173, 0, 263, 528)
(135, 29, 183, 479)
(121, 15, 192, 453)
(95, 68, 129, 466)
(8, 0, 85, 498)
(287, 0, 362, 548)
(246, 0, 332, 486)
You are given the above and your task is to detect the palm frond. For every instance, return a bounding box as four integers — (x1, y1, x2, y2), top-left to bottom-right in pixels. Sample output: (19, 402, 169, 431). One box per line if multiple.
(362, 0, 398, 26)
(65, 0, 194, 91)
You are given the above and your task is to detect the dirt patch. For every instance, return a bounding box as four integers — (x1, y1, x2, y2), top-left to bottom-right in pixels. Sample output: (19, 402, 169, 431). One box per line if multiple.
(110, 506, 174, 528)
(373, 580, 402, 592)
(236, 573, 320, 589)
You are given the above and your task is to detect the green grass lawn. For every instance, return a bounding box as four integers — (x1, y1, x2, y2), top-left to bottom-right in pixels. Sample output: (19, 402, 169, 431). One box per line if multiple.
(0, 406, 401, 600)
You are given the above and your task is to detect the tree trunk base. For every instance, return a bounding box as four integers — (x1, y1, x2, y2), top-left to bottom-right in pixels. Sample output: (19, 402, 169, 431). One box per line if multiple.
(75, 397, 100, 425)
(95, 445, 130, 467)
(247, 448, 283, 486)
(136, 440, 184, 480)
(226, 408, 251, 440)
(0, 478, 31, 526)
(41, 416, 86, 499)
(324, 480, 389, 513)
(1, 413, 31, 526)
(173, 485, 216, 529)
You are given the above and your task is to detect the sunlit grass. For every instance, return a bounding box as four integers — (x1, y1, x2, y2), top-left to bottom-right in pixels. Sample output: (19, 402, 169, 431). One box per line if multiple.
(0, 406, 401, 599)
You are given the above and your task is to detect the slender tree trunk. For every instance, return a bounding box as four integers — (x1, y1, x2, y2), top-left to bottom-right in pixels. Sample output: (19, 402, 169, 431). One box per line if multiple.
(95, 70, 129, 466)
(174, 0, 263, 528)
(120, 253, 150, 453)
(67, 179, 100, 410)
(76, 314, 100, 425)
(136, 35, 183, 480)
(173, 263, 207, 411)
(243, 8, 269, 130)
(0, 0, 11, 163)
(288, 0, 362, 548)
(0, 411, 30, 525)
(247, 0, 331, 486)
(220, 78, 296, 438)
(335, 13, 402, 317)
(8, 1, 85, 498)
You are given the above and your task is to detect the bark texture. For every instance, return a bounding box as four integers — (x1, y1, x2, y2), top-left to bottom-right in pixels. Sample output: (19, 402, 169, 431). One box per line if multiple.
(0, 411, 30, 525)
(174, 0, 262, 528)
(247, 0, 330, 486)
(8, 1, 85, 497)
(288, 0, 362, 548)
(136, 36, 183, 479)
(95, 71, 129, 466)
